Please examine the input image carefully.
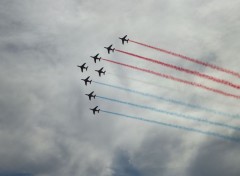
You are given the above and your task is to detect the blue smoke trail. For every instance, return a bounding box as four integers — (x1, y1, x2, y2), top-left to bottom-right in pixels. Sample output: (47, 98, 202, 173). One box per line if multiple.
(101, 110, 240, 143)
(93, 81, 239, 119)
(97, 96, 240, 131)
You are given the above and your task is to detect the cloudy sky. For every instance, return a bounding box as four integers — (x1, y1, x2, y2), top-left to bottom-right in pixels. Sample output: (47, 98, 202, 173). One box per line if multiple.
(0, 0, 240, 175)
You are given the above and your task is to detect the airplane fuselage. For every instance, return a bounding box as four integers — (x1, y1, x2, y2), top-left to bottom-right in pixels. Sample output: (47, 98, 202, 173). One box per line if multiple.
(119, 35, 129, 44)
(86, 92, 96, 100)
(104, 45, 115, 54)
(81, 77, 92, 86)
(95, 68, 106, 77)
(91, 54, 101, 63)
(78, 63, 88, 72)
(90, 107, 100, 114)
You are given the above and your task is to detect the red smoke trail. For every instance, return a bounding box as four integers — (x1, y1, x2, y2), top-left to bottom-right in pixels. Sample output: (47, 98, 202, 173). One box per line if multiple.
(116, 49, 240, 90)
(107, 72, 240, 108)
(107, 72, 182, 92)
(102, 58, 240, 100)
(129, 39, 240, 78)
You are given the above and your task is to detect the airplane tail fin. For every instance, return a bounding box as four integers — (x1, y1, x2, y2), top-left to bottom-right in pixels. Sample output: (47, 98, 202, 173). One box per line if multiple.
(86, 67, 88, 71)
(97, 110, 100, 113)
(93, 95, 96, 99)
(113, 48, 115, 52)
(90, 80, 92, 84)
(127, 39, 129, 43)
(103, 71, 106, 75)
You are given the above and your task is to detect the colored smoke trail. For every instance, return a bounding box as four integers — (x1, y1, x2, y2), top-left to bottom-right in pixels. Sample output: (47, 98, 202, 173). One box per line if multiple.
(102, 58, 240, 99)
(107, 72, 240, 108)
(93, 81, 240, 119)
(129, 39, 240, 78)
(97, 95, 240, 131)
(107, 72, 181, 92)
(101, 110, 240, 143)
(116, 49, 240, 90)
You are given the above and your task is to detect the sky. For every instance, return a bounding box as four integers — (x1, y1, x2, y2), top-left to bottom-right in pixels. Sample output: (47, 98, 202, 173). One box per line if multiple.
(0, 0, 240, 175)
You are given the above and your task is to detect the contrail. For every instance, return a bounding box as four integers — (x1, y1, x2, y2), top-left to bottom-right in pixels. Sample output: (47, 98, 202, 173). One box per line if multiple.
(102, 58, 240, 99)
(116, 49, 240, 90)
(93, 81, 240, 119)
(101, 110, 240, 143)
(129, 39, 240, 78)
(107, 72, 182, 92)
(107, 72, 240, 108)
(97, 95, 240, 131)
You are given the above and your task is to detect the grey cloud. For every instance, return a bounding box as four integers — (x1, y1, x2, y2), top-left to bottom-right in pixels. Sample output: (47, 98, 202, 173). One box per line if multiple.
(110, 131, 185, 176)
(0, 173, 32, 176)
(188, 138, 240, 176)
(111, 150, 142, 176)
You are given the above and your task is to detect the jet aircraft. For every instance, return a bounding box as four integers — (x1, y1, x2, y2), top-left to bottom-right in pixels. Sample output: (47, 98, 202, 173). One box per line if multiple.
(91, 53, 101, 63)
(77, 63, 88, 72)
(85, 91, 96, 100)
(104, 44, 115, 54)
(90, 106, 100, 115)
(119, 35, 129, 44)
(95, 67, 106, 77)
(81, 76, 92, 86)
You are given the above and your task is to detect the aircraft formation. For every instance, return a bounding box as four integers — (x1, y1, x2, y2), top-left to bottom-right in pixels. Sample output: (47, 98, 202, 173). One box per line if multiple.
(77, 34, 240, 142)
(78, 35, 129, 115)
